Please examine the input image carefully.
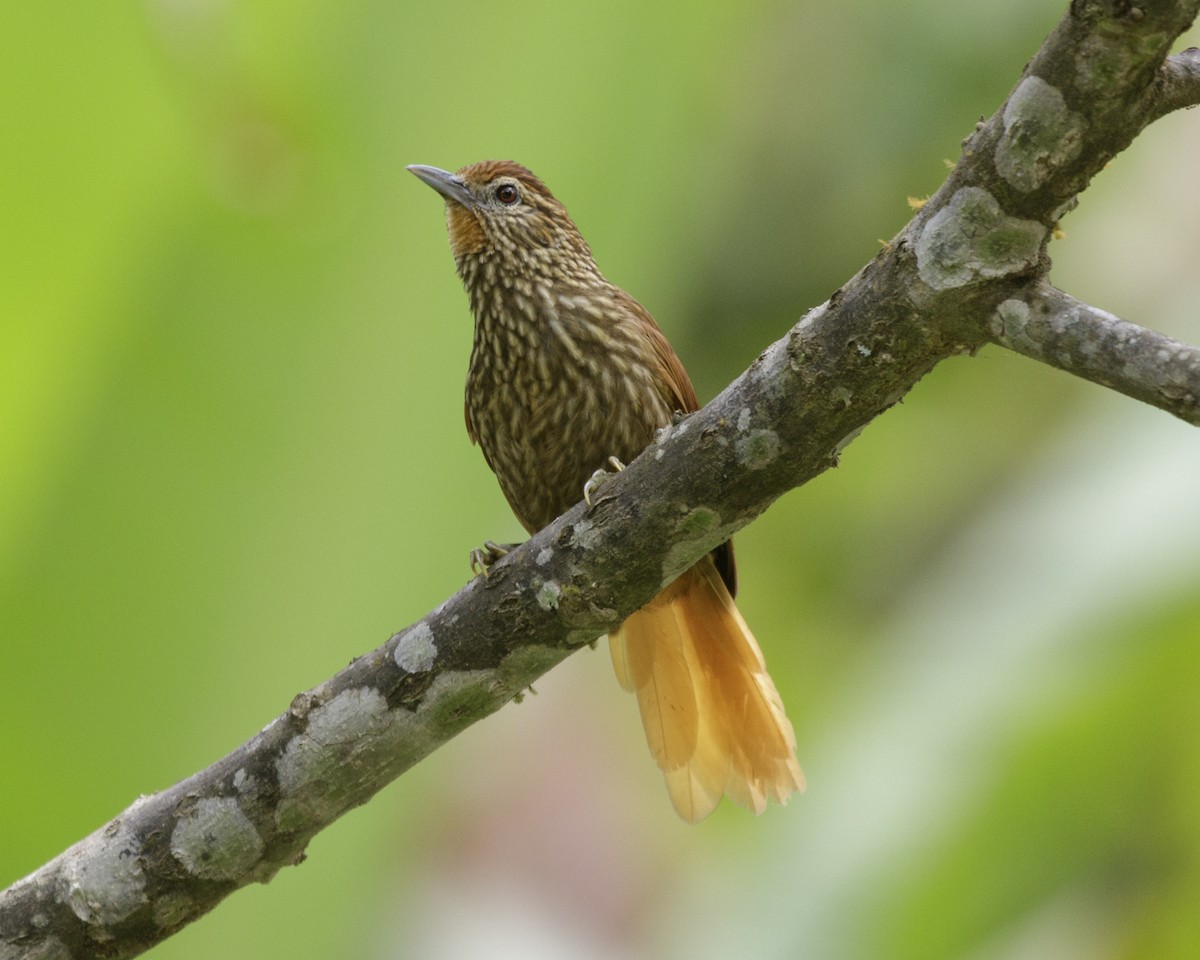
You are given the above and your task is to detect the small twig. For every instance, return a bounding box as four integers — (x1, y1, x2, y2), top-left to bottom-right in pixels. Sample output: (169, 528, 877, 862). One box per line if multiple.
(1150, 47, 1200, 121)
(990, 282, 1200, 425)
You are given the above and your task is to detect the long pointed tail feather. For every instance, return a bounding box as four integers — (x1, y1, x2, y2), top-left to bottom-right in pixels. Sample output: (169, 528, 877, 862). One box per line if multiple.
(609, 557, 804, 823)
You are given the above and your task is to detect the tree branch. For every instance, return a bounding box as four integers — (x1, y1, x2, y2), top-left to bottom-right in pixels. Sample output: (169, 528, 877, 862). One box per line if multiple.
(991, 282, 1200, 424)
(1151, 46, 1200, 120)
(4, 1, 1199, 957)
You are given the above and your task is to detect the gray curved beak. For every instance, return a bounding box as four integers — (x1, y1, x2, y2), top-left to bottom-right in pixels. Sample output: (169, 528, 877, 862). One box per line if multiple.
(407, 164, 475, 207)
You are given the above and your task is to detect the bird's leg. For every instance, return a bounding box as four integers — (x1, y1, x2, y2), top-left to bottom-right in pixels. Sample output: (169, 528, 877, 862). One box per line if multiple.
(583, 455, 627, 509)
(469, 540, 521, 578)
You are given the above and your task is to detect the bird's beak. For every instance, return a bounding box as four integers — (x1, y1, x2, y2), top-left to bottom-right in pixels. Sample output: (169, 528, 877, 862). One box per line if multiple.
(407, 164, 475, 207)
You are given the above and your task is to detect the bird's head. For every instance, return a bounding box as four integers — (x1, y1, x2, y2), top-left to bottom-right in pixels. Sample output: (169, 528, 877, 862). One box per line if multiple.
(407, 160, 594, 275)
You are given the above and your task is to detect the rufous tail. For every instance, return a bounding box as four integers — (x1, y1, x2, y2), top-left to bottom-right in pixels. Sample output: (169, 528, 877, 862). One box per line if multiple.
(609, 557, 804, 823)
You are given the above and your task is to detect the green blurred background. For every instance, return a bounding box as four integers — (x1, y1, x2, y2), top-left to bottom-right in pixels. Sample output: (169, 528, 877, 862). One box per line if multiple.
(3, 1, 1199, 957)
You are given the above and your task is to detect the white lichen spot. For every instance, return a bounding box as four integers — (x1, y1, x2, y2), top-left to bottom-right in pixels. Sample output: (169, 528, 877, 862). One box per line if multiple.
(737, 407, 752, 432)
(536, 580, 562, 611)
(856, 342, 872, 357)
(393, 622, 437, 674)
(995, 76, 1084, 193)
(232, 767, 261, 801)
(276, 686, 397, 829)
(273, 677, 495, 830)
(736, 429, 781, 470)
(990, 298, 1033, 348)
(660, 508, 739, 587)
(915, 187, 1045, 290)
(170, 797, 264, 882)
(570, 518, 601, 550)
(58, 819, 146, 926)
(654, 448, 665, 461)
(536, 547, 554, 566)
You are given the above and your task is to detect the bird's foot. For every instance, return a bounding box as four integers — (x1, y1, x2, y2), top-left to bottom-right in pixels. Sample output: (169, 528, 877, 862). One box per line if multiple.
(583, 456, 627, 509)
(469, 540, 520, 578)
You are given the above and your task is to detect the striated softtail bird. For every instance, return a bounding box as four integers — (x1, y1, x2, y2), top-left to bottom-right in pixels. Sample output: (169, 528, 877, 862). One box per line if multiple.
(409, 160, 803, 822)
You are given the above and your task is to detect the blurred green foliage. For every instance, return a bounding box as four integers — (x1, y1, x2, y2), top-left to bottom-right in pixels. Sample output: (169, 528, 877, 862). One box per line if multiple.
(2, 2, 1198, 958)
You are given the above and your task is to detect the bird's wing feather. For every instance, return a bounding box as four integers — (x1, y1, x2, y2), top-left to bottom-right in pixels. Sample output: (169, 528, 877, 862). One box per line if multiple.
(611, 289, 737, 595)
(611, 289, 700, 416)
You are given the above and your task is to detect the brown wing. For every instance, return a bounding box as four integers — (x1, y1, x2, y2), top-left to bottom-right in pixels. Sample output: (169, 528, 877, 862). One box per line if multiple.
(612, 290, 738, 598)
(464, 398, 478, 446)
(612, 290, 700, 416)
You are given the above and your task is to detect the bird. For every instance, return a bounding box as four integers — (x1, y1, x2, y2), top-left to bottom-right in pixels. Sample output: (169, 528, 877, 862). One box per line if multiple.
(408, 159, 803, 822)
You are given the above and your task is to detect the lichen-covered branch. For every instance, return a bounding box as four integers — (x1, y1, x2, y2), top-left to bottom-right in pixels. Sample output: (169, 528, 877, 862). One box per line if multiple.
(3, 2, 1199, 958)
(991, 283, 1200, 424)
(902, 0, 1200, 415)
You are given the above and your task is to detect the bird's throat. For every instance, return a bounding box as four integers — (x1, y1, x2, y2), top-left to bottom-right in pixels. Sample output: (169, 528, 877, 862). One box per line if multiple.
(446, 203, 487, 260)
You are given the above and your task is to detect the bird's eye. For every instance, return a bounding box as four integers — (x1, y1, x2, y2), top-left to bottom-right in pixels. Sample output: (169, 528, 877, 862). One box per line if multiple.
(495, 183, 519, 205)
